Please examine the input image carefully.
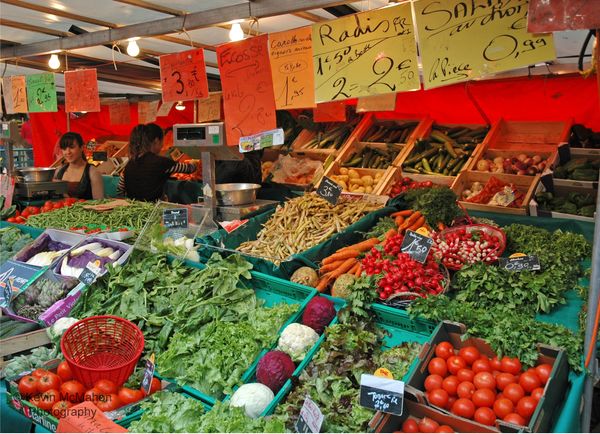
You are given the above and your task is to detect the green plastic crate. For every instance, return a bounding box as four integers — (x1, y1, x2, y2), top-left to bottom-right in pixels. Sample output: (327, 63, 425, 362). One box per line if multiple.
(0, 221, 44, 238)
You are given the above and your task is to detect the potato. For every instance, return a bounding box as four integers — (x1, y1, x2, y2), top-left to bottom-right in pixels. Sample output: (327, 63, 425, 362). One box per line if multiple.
(339, 167, 349, 175)
(365, 186, 373, 194)
(374, 173, 382, 180)
(361, 175, 374, 186)
(338, 180, 348, 190)
(337, 175, 349, 182)
(354, 186, 366, 193)
(350, 178, 363, 186)
(348, 169, 360, 179)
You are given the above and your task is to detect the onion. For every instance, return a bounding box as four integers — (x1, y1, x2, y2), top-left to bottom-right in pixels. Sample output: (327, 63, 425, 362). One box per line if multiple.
(532, 155, 542, 164)
(517, 153, 528, 162)
(493, 157, 504, 166)
(517, 169, 527, 175)
(476, 160, 490, 171)
(524, 157, 534, 167)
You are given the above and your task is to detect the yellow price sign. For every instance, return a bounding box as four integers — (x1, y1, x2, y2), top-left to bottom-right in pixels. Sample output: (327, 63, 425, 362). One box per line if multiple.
(413, 0, 556, 89)
(374, 367, 394, 379)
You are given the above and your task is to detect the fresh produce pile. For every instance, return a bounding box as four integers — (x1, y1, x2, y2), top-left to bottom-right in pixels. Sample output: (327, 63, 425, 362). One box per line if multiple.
(553, 157, 599, 181)
(420, 340, 552, 427)
(11, 276, 78, 320)
(328, 167, 384, 193)
(14, 232, 71, 268)
(25, 200, 155, 233)
(401, 187, 462, 228)
(0, 196, 17, 220)
(237, 194, 380, 263)
(361, 121, 418, 144)
(341, 145, 401, 169)
(5, 199, 82, 224)
(403, 125, 487, 176)
(535, 190, 596, 217)
(0, 226, 34, 263)
(474, 152, 549, 175)
(0, 315, 40, 340)
(462, 177, 525, 208)
(398, 416, 455, 433)
(387, 177, 434, 197)
(57, 240, 126, 278)
(147, 224, 200, 261)
(569, 124, 600, 149)
(300, 119, 358, 151)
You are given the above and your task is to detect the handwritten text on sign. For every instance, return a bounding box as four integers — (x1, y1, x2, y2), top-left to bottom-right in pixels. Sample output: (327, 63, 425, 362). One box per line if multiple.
(64, 69, 100, 113)
(2, 76, 28, 114)
(26, 73, 57, 113)
(159, 48, 209, 103)
(312, 3, 419, 103)
(359, 374, 405, 416)
(197, 92, 222, 122)
(218, 35, 277, 146)
(400, 230, 433, 264)
(414, 0, 556, 89)
(269, 27, 315, 109)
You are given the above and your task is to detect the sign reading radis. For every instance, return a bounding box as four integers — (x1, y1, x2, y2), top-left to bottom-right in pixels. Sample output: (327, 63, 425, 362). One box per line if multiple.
(312, 3, 420, 103)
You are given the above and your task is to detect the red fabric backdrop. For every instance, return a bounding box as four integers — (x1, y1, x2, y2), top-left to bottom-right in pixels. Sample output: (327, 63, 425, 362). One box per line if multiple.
(30, 74, 599, 167)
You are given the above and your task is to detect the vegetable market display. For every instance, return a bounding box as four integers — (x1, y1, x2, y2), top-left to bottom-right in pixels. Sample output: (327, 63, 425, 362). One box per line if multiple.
(328, 167, 385, 193)
(4, 198, 82, 224)
(535, 190, 597, 217)
(298, 119, 358, 151)
(553, 157, 600, 182)
(473, 152, 550, 176)
(361, 120, 418, 144)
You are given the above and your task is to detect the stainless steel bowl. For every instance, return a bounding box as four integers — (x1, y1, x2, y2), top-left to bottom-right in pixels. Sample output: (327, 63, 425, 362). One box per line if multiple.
(215, 183, 261, 206)
(15, 167, 56, 183)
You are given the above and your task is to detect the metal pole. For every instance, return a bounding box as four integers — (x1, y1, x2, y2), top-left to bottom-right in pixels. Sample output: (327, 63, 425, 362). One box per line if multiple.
(201, 151, 217, 220)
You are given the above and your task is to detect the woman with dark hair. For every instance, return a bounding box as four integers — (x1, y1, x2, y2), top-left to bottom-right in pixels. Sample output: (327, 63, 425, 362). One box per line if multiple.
(53, 132, 104, 199)
(118, 123, 197, 201)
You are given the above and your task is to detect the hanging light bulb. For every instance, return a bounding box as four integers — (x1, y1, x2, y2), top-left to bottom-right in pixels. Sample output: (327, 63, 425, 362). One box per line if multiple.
(175, 101, 185, 111)
(48, 54, 61, 69)
(127, 39, 140, 57)
(229, 23, 244, 41)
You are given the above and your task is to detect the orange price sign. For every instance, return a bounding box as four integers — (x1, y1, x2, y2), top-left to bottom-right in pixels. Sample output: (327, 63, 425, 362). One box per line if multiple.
(64, 69, 100, 113)
(313, 101, 347, 122)
(2, 76, 28, 114)
(108, 100, 131, 125)
(159, 48, 209, 103)
(217, 34, 277, 146)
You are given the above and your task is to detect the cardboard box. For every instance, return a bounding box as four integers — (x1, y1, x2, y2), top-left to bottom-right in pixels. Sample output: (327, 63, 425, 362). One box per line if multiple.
(552, 146, 600, 190)
(13, 229, 87, 269)
(406, 321, 569, 433)
(530, 176, 596, 222)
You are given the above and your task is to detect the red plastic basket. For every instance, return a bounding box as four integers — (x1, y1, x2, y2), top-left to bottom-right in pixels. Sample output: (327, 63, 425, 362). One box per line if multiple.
(60, 315, 144, 388)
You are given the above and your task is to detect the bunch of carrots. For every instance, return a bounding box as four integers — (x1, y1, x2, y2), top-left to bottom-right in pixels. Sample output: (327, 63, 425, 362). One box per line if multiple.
(315, 209, 434, 292)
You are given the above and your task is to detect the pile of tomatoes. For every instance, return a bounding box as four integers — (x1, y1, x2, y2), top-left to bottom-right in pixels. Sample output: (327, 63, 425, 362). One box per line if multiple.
(396, 417, 454, 433)
(17, 361, 161, 419)
(6, 199, 83, 224)
(422, 342, 552, 427)
(389, 178, 433, 197)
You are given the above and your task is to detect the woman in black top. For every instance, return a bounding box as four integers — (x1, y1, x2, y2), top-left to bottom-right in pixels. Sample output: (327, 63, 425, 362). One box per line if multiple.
(118, 123, 196, 201)
(53, 132, 104, 200)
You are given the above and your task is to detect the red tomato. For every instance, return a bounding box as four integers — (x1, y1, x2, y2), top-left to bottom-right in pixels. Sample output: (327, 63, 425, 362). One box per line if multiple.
(84, 388, 102, 403)
(531, 387, 544, 402)
(94, 379, 117, 394)
(429, 388, 449, 409)
(95, 393, 122, 412)
(472, 388, 495, 408)
(435, 342, 455, 360)
(442, 376, 459, 396)
(496, 373, 516, 391)
(490, 356, 502, 371)
(457, 381, 475, 399)
(447, 395, 457, 411)
(473, 372, 496, 390)
(451, 398, 475, 419)
(458, 346, 480, 366)
(53, 202, 64, 209)
(57, 362, 73, 382)
(516, 396, 537, 419)
(44, 201, 54, 208)
(402, 419, 419, 433)
(36, 389, 60, 411)
(418, 417, 440, 433)
(435, 425, 454, 433)
(425, 374, 444, 392)
(428, 358, 448, 377)
(447, 356, 467, 375)
(51, 401, 73, 419)
(117, 387, 144, 405)
(493, 398, 514, 419)
(18, 375, 39, 399)
(503, 413, 526, 426)
(501, 357, 522, 375)
(503, 384, 525, 405)
(534, 364, 552, 385)
(29, 207, 40, 215)
(474, 407, 496, 426)
(457, 369, 475, 383)
(60, 380, 85, 403)
(38, 373, 62, 393)
(519, 372, 541, 393)
(31, 369, 49, 378)
(149, 377, 161, 395)
(20, 210, 31, 218)
(472, 359, 492, 374)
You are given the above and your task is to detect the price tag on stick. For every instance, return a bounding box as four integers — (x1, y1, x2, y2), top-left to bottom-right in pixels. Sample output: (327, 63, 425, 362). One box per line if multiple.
(359, 374, 404, 416)
(316, 177, 342, 206)
(499, 255, 541, 272)
(78, 263, 101, 286)
(295, 396, 324, 433)
(400, 230, 433, 263)
(162, 208, 188, 229)
(141, 354, 156, 395)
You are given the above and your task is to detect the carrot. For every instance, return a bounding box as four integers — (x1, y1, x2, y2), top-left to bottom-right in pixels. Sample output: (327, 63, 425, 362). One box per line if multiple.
(408, 216, 426, 231)
(355, 264, 362, 277)
(391, 209, 413, 218)
(399, 211, 422, 232)
(395, 215, 406, 226)
(322, 249, 360, 265)
(329, 257, 358, 279)
(384, 228, 397, 240)
(349, 263, 361, 275)
(438, 222, 446, 231)
(316, 275, 332, 293)
(319, 260, 344, 274)
(338, 238, 380, 253)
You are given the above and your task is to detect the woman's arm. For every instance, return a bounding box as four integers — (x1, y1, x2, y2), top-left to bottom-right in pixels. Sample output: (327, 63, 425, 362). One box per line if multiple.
(117, 172, 126, 196)
(89, 166, 105, 199)
(165, 161, 197, 175)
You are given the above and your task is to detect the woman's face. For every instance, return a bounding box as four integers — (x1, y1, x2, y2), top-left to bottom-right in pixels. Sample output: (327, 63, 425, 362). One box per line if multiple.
(62, 144, 84, 163)
(151, 138, 163, 154)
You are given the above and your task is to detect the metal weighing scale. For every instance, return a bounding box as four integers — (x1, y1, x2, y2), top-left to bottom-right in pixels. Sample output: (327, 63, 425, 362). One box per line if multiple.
(172, 122, 277, 221)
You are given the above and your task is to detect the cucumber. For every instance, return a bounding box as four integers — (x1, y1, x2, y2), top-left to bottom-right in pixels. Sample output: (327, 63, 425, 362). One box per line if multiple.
(404, 148, 437, 166)
(6, 322, 40, 338)
(403, 167, 420, 174)
(422, 158, 432, 172)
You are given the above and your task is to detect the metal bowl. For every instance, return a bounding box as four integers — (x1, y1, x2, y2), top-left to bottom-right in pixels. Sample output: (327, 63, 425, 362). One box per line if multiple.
(15, 167, 56, 183)
(215, 183, 261, 206)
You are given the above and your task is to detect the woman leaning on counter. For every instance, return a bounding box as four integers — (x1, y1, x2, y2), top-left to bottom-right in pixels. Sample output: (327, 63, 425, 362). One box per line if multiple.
(118, 123, 197, 201)
(53, 132, 104, 200)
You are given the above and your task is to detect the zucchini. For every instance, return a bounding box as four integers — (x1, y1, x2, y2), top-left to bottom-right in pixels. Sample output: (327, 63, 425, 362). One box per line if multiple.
(6, 322, 39, 338)
(444, 142, 458, 158)
(422, 158, 432, 172)
(404, 148, 437, 166)
(403, 167, 420, 174)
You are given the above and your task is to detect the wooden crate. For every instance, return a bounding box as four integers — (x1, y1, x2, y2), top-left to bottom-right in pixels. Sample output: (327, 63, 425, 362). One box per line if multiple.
(485, 118, 572, 151)
(291, 114, 366, 155)
(452, 171, 540, 215)
(379, 167, 453, 196)
(0, 328, 51, 371)
(323, 161, 390, 195)
(465, 148, 558, 175)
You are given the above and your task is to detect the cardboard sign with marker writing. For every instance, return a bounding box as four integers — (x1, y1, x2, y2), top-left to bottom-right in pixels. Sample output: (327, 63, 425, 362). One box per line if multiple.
(64, 69, 100, 113)
(197, 92, 222, 122)
(56, 401, 127, 433)
(269, 27, 316, 110)
(2, 76, 28, 114)
(295, 396, 324, 433)
(218, 35, 277, 146)
(414, 0, 556, 89)
(156, 101, 174, 117)
(313, 101, 346, 123)
(138, 100, 159, 124)
(108, 100, 131, 125)
(26, 73, 57, 113)
(312, 3, 419, 103)
(357, 92, 397, 113)
(159, 48, 209, 103)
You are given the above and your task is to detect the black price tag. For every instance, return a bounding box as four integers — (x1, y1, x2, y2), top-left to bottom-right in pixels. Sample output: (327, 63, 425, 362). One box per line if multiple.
(92, 151, 108, 161)
(78, 266, 99, 286)
(400, 230, 433, 263)
(499, 255, 541, 272)
(141, 354, 156, 395)
(359, 374, 404, 416)
(295, 396, 323, 433)
(316, 177, 342, 206)
(162, 208, 188, 229)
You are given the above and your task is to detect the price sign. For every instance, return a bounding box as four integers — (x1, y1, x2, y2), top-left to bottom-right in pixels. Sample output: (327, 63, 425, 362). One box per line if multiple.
(159, 48, 209, 103)
(64, 69, 100, 113)
(357, 93, 397, 113)
(78, 264, 101, 286)
(141, 354, 156, 395)
(217, 35, 277, 146)
(295, 396, 324, 433)
(197, 92, 222, 122)
(400, 230, 433, 264)
(312, 3, 420, 103)
(138, 100, 159, 124)
(92, 151, 108, 161)
(108, 100, 131, 125)
(156, 101, 174, 117)
(2, 76, 28, 114)
(316, 177, 343, 206)
(499, 255, 541, 272)
(313, 101, 346, 123)
(163, 208, 188, 229)
(26, 73, 57, 113)
(527, 0, 600, 32)
(239, 128, 284, 153)
(414, 0, 556, 89)
(359, 374, 404, 416)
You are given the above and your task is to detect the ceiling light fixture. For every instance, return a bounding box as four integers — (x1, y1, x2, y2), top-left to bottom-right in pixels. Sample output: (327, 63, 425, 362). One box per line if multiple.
(229, 22, 244, 42)
(127, 39, 140, 57)
(48, 54, 61, 69)
(175, 101, 185, 111)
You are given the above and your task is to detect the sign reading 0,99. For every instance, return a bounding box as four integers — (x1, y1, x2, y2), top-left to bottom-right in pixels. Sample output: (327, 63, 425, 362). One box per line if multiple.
(311, 3, 420, 103)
